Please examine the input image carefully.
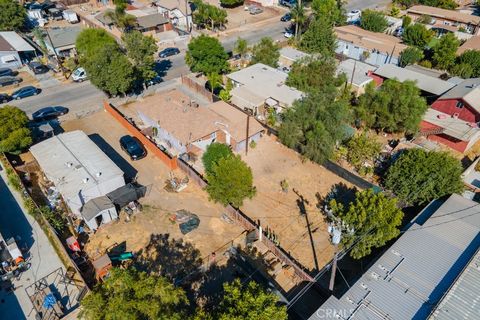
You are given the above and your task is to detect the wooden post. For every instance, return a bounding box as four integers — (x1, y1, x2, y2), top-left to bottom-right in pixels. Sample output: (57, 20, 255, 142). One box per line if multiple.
(45, 29, 67, 80)
(329, 245, 338, 292)
(245, 112, 250, 155)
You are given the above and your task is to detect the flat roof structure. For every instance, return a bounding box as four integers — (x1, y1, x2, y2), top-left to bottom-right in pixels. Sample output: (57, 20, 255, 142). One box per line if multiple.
(337, 59, 375, 87)
(44, 26, 83, 50)
(227, 63, 303, 107)
(374, 64, 455, 95)
(279, 47, 309, 64)
(407, 5, 480, 25)
(0, 32, 35, 52)
(30, 131, 125, 215)
(309, 194, 480, 320)
(423, 108, 480, 141)
(439, 78, 480, 112)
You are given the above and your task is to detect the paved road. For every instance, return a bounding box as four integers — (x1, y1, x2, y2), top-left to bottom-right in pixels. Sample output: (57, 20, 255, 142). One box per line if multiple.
(345, 0, 390, 10)
(0, 171, 64, 320)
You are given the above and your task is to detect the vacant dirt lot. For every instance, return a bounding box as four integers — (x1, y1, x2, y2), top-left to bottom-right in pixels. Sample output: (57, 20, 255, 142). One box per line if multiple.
(62, 111, 244, 260)
(241, 135, 352, 271)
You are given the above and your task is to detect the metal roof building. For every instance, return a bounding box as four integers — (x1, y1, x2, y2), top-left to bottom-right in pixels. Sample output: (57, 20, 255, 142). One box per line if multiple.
(309, 194, 480, 320)
(429, 249, 480, 319)
(374, 64, 455, 96)
(30, 130, 125, 216)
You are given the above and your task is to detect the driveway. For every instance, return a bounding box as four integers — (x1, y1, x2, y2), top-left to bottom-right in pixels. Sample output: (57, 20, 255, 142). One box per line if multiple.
(0, 171, 79, 319)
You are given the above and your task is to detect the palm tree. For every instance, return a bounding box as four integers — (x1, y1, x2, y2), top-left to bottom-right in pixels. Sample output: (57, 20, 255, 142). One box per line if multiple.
(207, 72, 223, 94)
(291, 1, 306, 40)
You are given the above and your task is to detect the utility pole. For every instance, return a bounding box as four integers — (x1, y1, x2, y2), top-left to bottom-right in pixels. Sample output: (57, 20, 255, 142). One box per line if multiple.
(245, 110, 251, 155)
(328, 224, 342, 292)
(185, 0, 190, 32)
(45, 28, 67, 80)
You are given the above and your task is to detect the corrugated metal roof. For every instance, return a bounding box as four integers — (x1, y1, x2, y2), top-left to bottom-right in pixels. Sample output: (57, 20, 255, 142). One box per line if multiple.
(0, 32, 34, 52)
(374, 64, 455, 95)
(337, 59, 375, 87)
(30, 131, 125, 216)
(280, 47, 308, 62)
(80, 196, 114, 221)
(430, 249, 480, 319)
(439, 78, 480, 112)
(309, 194, 480, 320)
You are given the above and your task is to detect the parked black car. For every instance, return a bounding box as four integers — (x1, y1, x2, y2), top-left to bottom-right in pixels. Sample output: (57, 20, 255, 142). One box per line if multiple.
(0, 68, 14, 77)
(158, 47, 180, 58)
(0, 93, 10, 103)
(0, 76, 22, 87)
(281, 13, 291, 22)
(32, 106, 69, 121)
(120, 135, 147, 160)
(28, 62, 49, 74)
(11, 86, 40, 100)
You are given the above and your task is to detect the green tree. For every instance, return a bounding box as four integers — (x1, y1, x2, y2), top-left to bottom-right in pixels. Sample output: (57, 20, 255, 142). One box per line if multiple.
(206, 154, 256, 207)
(384, 149, 464, 205)
(390, 6, 400, 17)
(203, 142, 232, 174)
(286, 56, 344, 93)
(402, 15, 412, 28)
(291, 2, 306, 40)
(193, 0, 227, 30)
(360, 9, 388, 32)
(234, 37, 248, 58)
(76, 28, 118, 57)
(279, 89, 351, 164)
(207, 72, 223, 94)
(220, 0, 244, 7)
(402, 24, 434, 48)
(185, 35, 229, 74)
(123, 31, 157, 82)
(0, 106, 32, 154)
(456, 50, 480, 77)
(82, 43, 135, 96)
(299, 16, 337, 56)
(40, 206, 66, 231)
(215, 279, 287, 320)
(80, 268, 188, 320)
(311, 0, 345, 25)
(450, 63, 473, 79)
(105, 0, 137, 29)
(432, 33, 459, 70)
(346, 133, 381, 170)
(355, 79, 428, 133)
(329, 189, 403, 259)
(0, 0, 26, 31)
(422, 0, 457, 9)
(399, 46, 424, 67)
(219, 79, 233, 102)
(251, 37, 280, 68)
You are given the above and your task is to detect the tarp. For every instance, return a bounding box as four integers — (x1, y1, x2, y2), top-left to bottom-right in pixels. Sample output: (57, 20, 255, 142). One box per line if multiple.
(107, 183, 147, 208)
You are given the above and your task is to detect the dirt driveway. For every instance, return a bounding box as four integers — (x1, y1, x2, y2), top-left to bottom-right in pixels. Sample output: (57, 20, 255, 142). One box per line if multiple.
(240, 135, 352, 271)
(61, 111, 244, 261)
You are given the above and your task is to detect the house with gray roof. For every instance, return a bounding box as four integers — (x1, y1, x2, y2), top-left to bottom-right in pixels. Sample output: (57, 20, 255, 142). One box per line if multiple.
(337, 59, 376, 95)
(0, 31, 36, 69)
(309, 194, 480, 320)
(43, 26, 83, 57)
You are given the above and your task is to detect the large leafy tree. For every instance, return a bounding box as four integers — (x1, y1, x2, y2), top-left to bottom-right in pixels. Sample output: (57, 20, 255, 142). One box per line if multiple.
(360, 9, 388, 32)
(402, 24, 434, 48)
(185, 35, 229, 74)
(193, 0, 227, 30)
(251, 37, 280, 68)
(399, 47, 424, 67)
(105, 0, 137, 29)
(80, 268, 188, 320)
(329, 189, 404, 259)
(82, 43, 135, 96)
(76, 28, 118, 57)
(299, 16, 337, 56)
(0, 0, 26, 31)
(432, 33, 459, 70)
(203, 142, 232, 174)
(311, 0, 345, 25)
(286, 56, 344, 93)
(456, 50, 480, 77)
(206, 154, 256, 207)
(219, 0, 243, 7)
(0, 106, 32, 154)
(123, 31, 157, 82)
(291, 2, 306, 40)
(279, 89, 351, 164)
(384, 149, 464, 206)
(214, 279, 287, 320)
(346, 133, 381, 171)
(234, 37, 248, 58)
(355, 80, 428, 133)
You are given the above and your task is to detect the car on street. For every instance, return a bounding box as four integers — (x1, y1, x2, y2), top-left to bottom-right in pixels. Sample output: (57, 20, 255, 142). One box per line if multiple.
(281, 13, 291, 22)
(0, 68, 14, 77)
(120, 135, 147, 160)
(284, 30, 294, 38)
(0, 93, 10, 103)
(249, 6, 263, 15)
(146, 75, 162, 87)
(279, 0, 296, 7)
(72, 67, 87, 82)
(28, 61, 49, 74)
(0, 76, 22, 87)
(11, 86, 40, 100)
(393, 27, 404, 37)
(158, 47, 180, 58)
(347, 10, 361, 24)
(32, 106, 69, 121)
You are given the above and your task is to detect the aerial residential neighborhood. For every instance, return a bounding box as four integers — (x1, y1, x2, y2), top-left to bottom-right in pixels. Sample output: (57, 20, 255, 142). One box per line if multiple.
(0, 0, 479, 319)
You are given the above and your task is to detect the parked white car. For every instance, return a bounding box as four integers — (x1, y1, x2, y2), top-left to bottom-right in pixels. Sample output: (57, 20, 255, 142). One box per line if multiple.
(284, 31, 294, 38)
(347, 10, 361, 24)
(72, 68, 87, 82)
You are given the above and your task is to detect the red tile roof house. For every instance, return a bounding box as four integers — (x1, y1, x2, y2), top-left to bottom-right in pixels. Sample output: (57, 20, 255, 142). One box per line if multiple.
(420, 78, 480, 153)
(131, 89, 264, 157)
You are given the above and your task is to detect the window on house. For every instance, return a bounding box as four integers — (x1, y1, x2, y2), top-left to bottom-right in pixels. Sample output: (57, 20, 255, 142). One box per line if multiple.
(456, 101, 464, 109)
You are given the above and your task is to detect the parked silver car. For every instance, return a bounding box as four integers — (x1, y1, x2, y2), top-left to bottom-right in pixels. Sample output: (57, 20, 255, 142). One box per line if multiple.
(249, 6, 263, 15)
(0, 76, 22, 87)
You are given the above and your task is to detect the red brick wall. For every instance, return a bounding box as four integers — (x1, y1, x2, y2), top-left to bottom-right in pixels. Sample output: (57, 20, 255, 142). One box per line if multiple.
(103, 101, 178, 170)
(432, 99, 480, 123)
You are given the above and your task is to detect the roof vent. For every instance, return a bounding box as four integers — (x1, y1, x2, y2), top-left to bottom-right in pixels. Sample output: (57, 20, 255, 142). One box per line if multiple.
(96, 172, 102, 177)
(452, 113, 459, 119)
(82, 178, 89, 183)
(65, 162, 73, 167)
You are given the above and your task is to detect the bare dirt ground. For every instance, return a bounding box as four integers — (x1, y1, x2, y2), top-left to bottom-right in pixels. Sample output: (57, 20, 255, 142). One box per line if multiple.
(240, 135, 352, 271)
(61, 111, 244, 261)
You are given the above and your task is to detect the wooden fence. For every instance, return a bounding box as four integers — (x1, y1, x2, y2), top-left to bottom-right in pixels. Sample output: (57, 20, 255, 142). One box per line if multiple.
(181, 75, 214, 102)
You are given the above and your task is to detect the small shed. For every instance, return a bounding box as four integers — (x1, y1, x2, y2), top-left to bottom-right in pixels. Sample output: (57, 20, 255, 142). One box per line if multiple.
(92, 254, 112, 282)
(80, 196, 117, 231)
